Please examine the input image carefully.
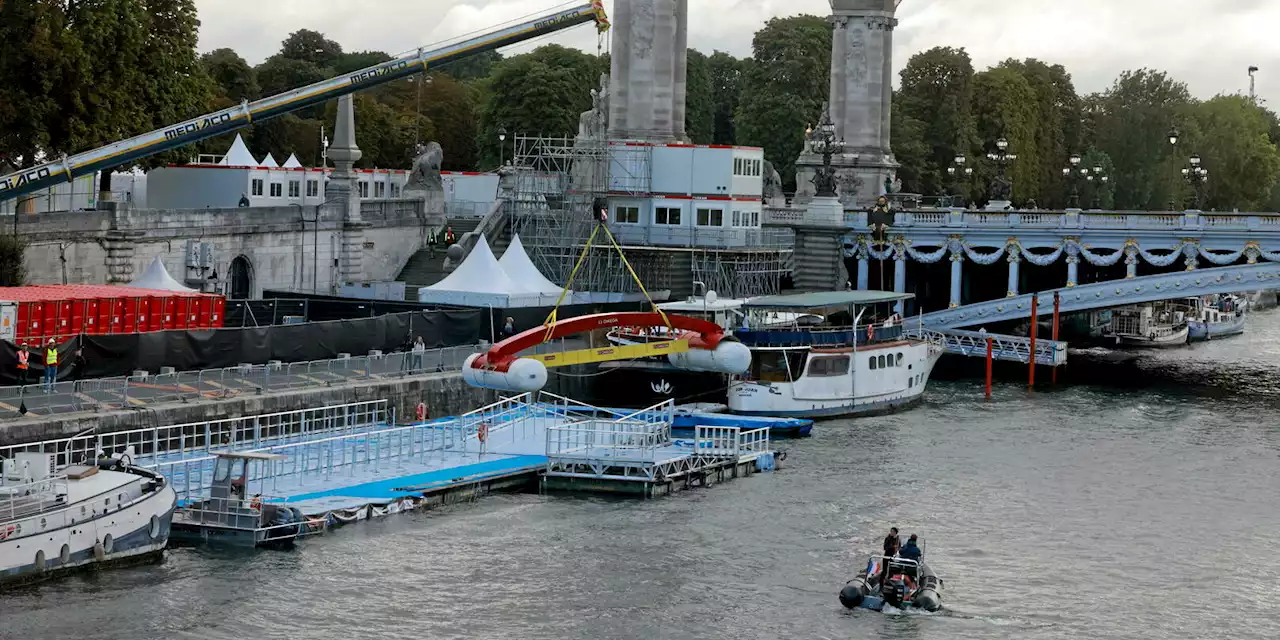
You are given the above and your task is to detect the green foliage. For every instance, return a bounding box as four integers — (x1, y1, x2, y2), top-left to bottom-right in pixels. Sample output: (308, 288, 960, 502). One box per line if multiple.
(707, 51, 743, 145)
(0, 0, 68, 167)
(685, 50, 715, 144)
(896, 47, 977, 198)
(476, 45, 605, 168)
(421, 73, 479, 171)
(735, 15, 831, 191)
(1089, 69, 1195, 210)
(998, 59, 1079, 206)
(202, 48, 259, 102)
(971, 67, 1039, 203)
(437, 51, 502, 81)
(279, 29, 343, 69)
(0, 234, 26, 287)
(1191, 95, 1280, 211)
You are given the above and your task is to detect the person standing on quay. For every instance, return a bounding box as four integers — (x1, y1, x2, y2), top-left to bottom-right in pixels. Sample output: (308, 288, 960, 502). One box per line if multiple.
(16, 343, 29, 386)
(43, 338, 58, 392)
(411, 336, 426, 372)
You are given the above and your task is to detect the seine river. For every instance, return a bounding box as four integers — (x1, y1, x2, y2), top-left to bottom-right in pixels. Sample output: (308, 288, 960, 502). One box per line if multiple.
(3, 314, 1279, 640)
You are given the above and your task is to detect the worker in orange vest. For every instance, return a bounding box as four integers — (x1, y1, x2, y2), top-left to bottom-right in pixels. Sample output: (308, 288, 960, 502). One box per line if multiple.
(15, 343, 29, 385)
(444, 226, 456, 245)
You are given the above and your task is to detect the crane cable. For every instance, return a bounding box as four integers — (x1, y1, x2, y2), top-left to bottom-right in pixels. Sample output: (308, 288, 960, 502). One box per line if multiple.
(542, 222, 669, 344)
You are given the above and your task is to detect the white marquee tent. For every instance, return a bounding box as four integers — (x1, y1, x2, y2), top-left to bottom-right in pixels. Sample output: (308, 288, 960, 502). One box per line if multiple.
(497, 235, 566, 298)
(127, 256, 195, 292)
(417, 235, 563, 308)
(219, 134, 258, 167)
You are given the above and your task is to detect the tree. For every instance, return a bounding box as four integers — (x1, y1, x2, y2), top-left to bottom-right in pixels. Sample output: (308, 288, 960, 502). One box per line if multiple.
(420, 73, 479, 171)
(890, 94, 931, 196)
(735, 15, 831, 190)
(279, 29, 343, 69)
(0, 0, 69, 168)
(202, 48, 259, 102)
(57, 0, 150, 155)
(438, 51, 502, 81)
(971, 67, 1039, 203)
(255, 55, 328, 97)
(1090, 69, 1196, 210)
(1191, 95, 1280, 211)
(134, 0, 215, 169)
(0, 233, 27, 286)
(477, 45, 605, 168)
(707, 51, 744, 145)
(1000, 59, 1080, 207)
(896, 47, 977, 198)
(684, 50, 715, 144)
(336, 50, 393, 75)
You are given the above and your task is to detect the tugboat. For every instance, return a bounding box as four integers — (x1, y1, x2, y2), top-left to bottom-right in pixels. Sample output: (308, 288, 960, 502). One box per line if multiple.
(170, 451, 322, 548)
(1105, 303, 1189, 348)
(0, 450, 176, 589)
(840, 555, 944, 612)
(1186, 295, 1247, 342)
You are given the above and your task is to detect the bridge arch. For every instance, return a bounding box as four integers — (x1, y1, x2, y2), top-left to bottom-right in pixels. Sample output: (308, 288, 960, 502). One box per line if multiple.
(229, 255, 254, 299)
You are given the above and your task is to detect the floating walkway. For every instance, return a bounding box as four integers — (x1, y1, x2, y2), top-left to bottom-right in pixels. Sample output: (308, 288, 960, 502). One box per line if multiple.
(0, 395, 779, 541)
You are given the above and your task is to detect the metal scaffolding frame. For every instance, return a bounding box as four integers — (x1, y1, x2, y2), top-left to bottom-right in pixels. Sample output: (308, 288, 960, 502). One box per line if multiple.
(510, 134, 791, 298)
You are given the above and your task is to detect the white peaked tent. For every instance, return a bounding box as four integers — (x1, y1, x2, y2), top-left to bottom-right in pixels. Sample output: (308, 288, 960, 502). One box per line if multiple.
(418, 235, 561, 308)
(260, 153, 279, 168)
(127, 256, 195, 292)
(220, 134, 258, 167)
(282, 153, 303, 168)
(498, 234, 566, 297)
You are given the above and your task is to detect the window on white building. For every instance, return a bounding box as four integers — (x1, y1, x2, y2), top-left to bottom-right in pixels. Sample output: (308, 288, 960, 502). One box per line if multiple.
(269, 183, 282, 197)
(751, 210, 760, 227)
(391, 183, 401, 198)
(654, 207, 682, 225)
(615, 206, 640, 224)
(288, 180, 300, 198)
(358, 181, 369, 198)
(696, 208, 723, 226)
(251, 179, 263, 196)
(306, 180, 319, 197)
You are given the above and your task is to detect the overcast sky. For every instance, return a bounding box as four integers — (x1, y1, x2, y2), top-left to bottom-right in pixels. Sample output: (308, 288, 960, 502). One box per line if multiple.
(195, 0, 1279, 105)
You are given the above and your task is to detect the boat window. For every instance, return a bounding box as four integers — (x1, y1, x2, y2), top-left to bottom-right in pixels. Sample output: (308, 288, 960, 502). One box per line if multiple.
(750, 351, 804, 382)
(896, 353, 904, 367)
(878, 355, 887, 368)
(869, 356, 877, 370)
(807, 356, 850, 377)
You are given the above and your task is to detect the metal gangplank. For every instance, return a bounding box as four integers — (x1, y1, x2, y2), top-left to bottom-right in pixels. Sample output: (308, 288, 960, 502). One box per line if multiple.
(908, 328, 1066, 367)
(0, 2, 610, 203)
(912, 262, 1280, 330)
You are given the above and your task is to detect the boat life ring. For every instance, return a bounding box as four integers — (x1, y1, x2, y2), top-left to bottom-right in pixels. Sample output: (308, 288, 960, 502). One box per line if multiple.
(415, 402, 427, 421)
(250, 496, 262, 511)
(478, 422, 489, 443)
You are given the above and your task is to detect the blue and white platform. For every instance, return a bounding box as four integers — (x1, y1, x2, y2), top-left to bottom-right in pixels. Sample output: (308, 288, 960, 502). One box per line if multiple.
(1, 394, 781, 541)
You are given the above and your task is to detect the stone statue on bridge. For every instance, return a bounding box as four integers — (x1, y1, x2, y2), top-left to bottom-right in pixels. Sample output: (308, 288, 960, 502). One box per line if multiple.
(403, 141, 446, 230)
(762, 160, 786, 207)
(577, 73, 610, 142)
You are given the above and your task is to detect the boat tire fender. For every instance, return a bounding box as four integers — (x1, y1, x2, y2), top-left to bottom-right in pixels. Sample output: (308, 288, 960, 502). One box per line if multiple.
(839, 579, 870, 609)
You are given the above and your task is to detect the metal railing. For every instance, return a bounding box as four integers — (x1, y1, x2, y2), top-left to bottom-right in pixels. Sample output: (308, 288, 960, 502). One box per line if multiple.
(0, 475, 69, 522)
(907, 328, 1066, 367)
(0, 346, 479, 419)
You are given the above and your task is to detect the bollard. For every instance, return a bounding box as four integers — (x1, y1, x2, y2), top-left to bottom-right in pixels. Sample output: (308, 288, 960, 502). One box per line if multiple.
(1028, 294, 1038, 390)
(985, 337, 993, 400)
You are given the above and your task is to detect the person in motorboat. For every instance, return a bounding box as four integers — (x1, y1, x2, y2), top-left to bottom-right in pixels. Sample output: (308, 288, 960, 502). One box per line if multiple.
(899, 534, 922, 562)
(880, 527, 900, 580)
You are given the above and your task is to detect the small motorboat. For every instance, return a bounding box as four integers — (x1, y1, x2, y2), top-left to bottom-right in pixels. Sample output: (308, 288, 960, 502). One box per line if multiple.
(1186, 295, 1247, 342)
(839, 555, 943, 612)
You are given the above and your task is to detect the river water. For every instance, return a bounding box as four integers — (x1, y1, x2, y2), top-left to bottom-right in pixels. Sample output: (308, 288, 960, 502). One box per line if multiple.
(4, 315, 1280, 640)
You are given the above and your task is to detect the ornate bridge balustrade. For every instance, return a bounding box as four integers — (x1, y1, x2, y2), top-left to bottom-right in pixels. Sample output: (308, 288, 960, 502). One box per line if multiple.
(817, 208, 1280, 310)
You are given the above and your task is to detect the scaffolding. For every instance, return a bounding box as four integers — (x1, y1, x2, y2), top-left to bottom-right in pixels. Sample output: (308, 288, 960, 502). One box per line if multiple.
(509, 134, 792, 298)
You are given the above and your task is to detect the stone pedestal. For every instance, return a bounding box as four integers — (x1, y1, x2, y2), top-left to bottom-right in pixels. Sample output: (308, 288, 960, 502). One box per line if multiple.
(796, 0, 899, 208)
(791, 197, 851, 292)
(608, 0, 688, 143)
(326, 95, 365, 289)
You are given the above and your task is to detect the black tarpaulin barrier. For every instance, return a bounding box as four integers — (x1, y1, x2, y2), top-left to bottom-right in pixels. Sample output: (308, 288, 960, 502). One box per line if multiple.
(0, 309, 483, 384)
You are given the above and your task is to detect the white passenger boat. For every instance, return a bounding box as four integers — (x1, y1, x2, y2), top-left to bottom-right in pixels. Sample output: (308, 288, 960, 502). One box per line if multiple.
(0, 450, 176, 589)
(727, 292, 944, 419)
(1105, 303, 1189, 348)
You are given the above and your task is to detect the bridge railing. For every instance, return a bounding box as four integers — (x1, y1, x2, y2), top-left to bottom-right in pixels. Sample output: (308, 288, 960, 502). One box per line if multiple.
(908, 328, 1067, 367)
(837, 209, 1280, 232)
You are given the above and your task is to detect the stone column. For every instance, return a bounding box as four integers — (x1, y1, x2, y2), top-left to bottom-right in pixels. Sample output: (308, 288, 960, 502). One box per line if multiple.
(608, 0, 688, 143)
(326, 95, 367, 289)
(893, 244, 906, 315)
(1125, 247, 1138, 279)
(1066, 255, 1079, 288)
(794, 0, 899, 208)
(949, 250, 963, 308)
(1007, 252, 1021, 297)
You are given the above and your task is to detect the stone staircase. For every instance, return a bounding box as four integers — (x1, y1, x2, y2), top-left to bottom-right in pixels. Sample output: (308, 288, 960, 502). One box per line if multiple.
(396, 217, 482, 293)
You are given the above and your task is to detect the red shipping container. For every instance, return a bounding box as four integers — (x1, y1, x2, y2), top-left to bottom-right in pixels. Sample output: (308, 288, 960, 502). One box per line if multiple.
(123, 297, 138, 334)
(160, 297, 177, 330)
(0, 285, 227, 342)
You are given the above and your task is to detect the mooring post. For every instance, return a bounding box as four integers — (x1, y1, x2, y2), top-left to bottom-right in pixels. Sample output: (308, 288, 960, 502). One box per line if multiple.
(1051, 292, 1061, 385)
(1028, 294, 1038, 389)
(985, 337, 993, 400)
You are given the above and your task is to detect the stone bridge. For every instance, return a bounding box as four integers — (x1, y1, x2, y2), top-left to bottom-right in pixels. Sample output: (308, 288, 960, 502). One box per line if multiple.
(19, 199, 432, 298)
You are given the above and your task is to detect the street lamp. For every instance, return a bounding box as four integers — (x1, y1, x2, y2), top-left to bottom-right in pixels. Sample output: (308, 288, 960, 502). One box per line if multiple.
(947, 154, 972, 207)
(1182, 154, 1208, 209)
(986, 137, 1018, 202)
(808, 107, 845, 198)
(1167, 126, 1180, 147)
(1062, 153, 1085, 208)
(497, 126, 508, 167)
(1086, 165, 1110, 209)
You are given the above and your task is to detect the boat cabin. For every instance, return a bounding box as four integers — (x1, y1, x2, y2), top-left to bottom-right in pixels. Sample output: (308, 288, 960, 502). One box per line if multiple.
(172, 451, 317, 547)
